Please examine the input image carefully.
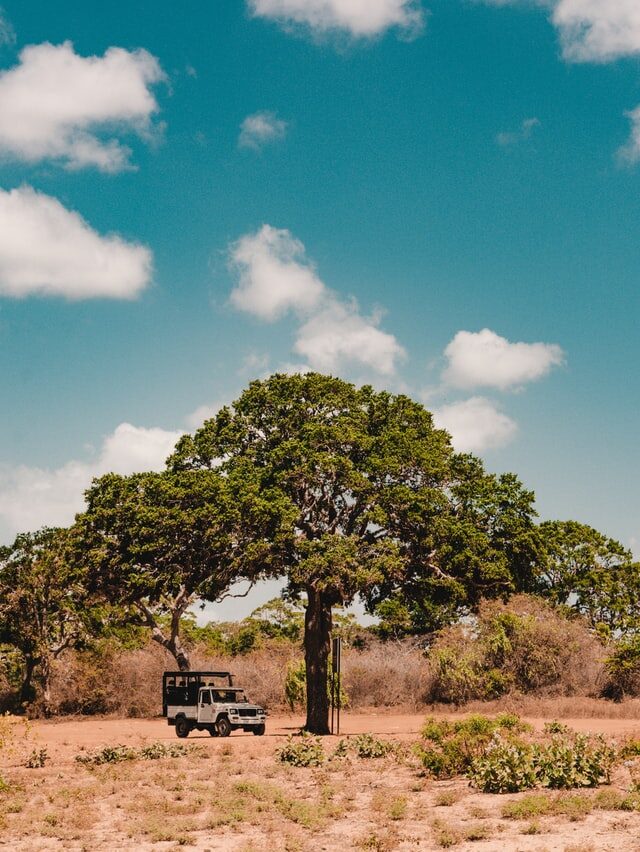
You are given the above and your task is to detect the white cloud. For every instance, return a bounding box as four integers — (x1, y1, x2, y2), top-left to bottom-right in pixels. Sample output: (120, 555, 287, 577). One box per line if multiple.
(433, 396, 517, 453)
(185, 403, 226, 429)
(485, 1, 640, 63)
(617, 105, 640, 165)
(0, 186, 152, 299)
(294, 298, 405, 374)
(0, 7, 15, 46)
(443, 328, 564, 391)
(247, 0, 425, 39)
(496, 117, 540, 146)
(229, 224, 405, 375)
(229, 225, 325, 321)
(0, 424, 182, 540)
(239, 110, 288, 150)
(0, 41, 164, 172)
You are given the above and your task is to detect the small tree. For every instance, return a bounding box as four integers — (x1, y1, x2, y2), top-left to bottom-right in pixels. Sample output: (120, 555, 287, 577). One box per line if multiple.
(73, 467, 287, 671)
(0, 528, 106, 713)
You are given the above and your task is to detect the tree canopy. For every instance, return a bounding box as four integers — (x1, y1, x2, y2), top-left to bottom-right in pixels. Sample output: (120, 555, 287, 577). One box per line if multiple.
(73, 466, 288, 670)
(538, 520, 640, 635)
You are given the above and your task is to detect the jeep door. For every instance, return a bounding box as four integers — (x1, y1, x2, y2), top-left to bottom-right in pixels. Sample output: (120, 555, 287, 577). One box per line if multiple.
(197, 688, 215, 723)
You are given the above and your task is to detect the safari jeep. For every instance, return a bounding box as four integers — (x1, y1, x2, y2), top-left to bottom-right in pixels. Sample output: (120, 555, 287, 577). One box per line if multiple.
(163, 671, 266, 738)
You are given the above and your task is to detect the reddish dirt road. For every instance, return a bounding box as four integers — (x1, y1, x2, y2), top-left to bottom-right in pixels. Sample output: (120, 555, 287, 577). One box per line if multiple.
(31, 711, 640, 756)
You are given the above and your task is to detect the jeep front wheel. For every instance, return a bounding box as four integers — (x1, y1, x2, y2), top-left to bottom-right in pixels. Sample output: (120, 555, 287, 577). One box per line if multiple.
(175, 717, 190, 739)
(216, 716, 231, 738)
(252, 724, 265, 736)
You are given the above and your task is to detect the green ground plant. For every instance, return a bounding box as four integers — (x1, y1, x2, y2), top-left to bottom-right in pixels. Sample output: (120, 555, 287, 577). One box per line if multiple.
(276, 733, 325, 767)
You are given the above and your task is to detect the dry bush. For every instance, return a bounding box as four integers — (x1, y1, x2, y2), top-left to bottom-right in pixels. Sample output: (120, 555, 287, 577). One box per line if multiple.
(342, 641, 429, 709)
(424, 596, 606, 705)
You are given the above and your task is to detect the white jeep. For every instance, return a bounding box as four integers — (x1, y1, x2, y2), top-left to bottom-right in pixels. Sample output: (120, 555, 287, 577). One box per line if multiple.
(163, 672, 266, 738)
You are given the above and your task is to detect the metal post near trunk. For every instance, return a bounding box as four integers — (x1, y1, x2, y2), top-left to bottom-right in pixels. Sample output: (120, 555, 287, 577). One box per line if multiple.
(331, 636, 341, 735)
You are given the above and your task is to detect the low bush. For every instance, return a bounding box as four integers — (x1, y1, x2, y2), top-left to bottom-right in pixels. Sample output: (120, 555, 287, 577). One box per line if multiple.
(351, 733, 395, 759)
(25, 747, 48, 768)
(276, 733, 325, 767)
(602, 636, 640, 699)
(470, 730, 615, 793)
(75, 741, 199, 766)
(415, 713, 531, 779)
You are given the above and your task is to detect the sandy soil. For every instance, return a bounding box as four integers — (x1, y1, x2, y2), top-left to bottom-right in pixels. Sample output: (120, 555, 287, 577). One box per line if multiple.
(1, 713, 639, 851)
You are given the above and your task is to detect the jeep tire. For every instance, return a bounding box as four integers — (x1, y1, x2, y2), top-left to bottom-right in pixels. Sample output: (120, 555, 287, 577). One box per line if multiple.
(252, 724, 266, 736)
(216, 716, 231, 738)
(175, 717, 191, 739)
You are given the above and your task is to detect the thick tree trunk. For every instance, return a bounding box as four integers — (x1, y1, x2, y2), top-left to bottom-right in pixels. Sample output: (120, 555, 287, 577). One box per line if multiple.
(304, 586, 332, 735)
(41, 655, 53, 718)
(19, 656, 38, 708)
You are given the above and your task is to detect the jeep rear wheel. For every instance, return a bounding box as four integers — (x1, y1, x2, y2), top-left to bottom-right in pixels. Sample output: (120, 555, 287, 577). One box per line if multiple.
(216, 716, 231, 737)
(175, 717, 190, 739)
(252, 724, 265, 736)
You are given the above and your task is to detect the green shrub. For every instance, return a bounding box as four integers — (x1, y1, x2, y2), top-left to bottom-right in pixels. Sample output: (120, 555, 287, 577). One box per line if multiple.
(534, 734, 615, 789)
(416, 714, 530, 779)
(276, 733, 325, 767)
(470, 735, 538, 793)
(603, 636, 640, 699)
(470, 732, 615, 794)
(76, 741, 198, 766)
(351, 733, 395, 759)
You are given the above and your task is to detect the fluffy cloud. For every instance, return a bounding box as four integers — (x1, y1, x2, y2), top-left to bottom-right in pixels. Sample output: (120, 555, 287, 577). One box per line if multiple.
(552, 0, 640, 63)
(0, 186, 152, 299)
(230, 225, 325, 321)
(247, 0, 424, 39)
(485, 1, 640, 63)
(0, 41, 164, 172)
(0, 424, 182, 540)
(433, 397, 517, 453)
(294, 299, 405, 374)
(496, 117, 540, 146)
(229, 224, 405, 375)
(239, 110, 288, 150)
(443, 329, 564, 391)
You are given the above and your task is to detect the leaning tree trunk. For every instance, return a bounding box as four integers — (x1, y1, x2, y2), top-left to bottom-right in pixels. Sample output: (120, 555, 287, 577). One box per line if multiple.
(304, 586, 332, 735)
(150, 627, 191, 672)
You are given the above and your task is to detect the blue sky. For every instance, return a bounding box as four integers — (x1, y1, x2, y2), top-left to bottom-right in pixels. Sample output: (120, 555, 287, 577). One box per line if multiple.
(0, 1, 638, 618)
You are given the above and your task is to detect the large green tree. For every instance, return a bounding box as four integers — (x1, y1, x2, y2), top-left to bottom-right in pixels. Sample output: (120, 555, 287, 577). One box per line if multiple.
(169, 372, 542, 733)
(538, 520, 640, 635)
(73, 467, 288, 670)
(0, 528, 105, 713)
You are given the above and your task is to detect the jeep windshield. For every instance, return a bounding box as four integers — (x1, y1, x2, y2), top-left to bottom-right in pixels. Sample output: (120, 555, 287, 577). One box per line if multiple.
(211, 689, 248, 703)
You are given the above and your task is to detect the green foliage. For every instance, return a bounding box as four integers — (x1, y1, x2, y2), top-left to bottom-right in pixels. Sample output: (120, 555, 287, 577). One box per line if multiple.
(0, 527, 112, 709)
(620, 739, 640, 758)
(284, 659, 349, 711)
(470, 731, 615, 794)
(350, 733, 395, 759)
(534, 734, 615, 789)
(276, 733, 325, 767)
(75, 741, 200, 766)
(538, 520, 640, 634)
(603, 635, 640, 699)
(415, 713, 530, 778)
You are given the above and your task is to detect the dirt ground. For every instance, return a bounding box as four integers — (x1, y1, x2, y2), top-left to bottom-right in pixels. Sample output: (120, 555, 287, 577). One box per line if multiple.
(1, 712, 639, 851)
